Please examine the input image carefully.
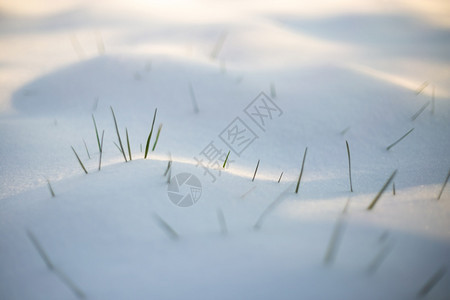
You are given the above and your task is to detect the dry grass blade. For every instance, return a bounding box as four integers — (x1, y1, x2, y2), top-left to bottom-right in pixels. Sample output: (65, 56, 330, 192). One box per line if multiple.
(46, 179, 55, 197)
(110, 106, 127, 162)
(386, 128, 414, 151)
(278, 172, 284, 183)
(346, 140, 353, 192)
(437, 169, 450, 200)
(295, 147, 308, 193)
(252, 159, 260, 182)
(71, 146, 88, 174)
(367, 170, 397, 210)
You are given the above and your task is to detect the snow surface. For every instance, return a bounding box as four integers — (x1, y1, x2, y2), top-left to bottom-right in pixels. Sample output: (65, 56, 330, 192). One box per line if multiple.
(1, 0, 450, 299)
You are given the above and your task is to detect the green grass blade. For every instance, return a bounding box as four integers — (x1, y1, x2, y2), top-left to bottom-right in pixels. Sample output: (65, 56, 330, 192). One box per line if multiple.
(144, 108, 157, 159)
(367, 170, 397, 210)
(223, 150, 230, 168)
(110, 106, 127, 162)
(71, 146, 88, 174)
(92, 114, 101, 152)
(152, 124, 162, 151)
(277, 171, 283, 183)
(98, 130, 104, 171)
(82, 139, 90, 159)
(126, 128, 132, 161)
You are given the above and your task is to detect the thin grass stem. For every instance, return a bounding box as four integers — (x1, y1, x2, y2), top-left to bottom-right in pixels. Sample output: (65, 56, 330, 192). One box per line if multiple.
(144, 108, 157, 159)
(367, 170, 397, 210)
(71, 146, 88, 174)
(295, 147, 308, 193)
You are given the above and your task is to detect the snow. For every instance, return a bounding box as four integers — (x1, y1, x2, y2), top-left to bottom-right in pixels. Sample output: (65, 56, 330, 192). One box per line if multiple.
(1, 0, 450, 299)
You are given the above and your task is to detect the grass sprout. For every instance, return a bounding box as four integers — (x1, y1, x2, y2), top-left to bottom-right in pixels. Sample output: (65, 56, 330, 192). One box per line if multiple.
(411, 101, 430, 121)
(110, 106, 127, 162)
(126, 128, 132, 161)
(98, 130, 104, 171)
(46, 179, 55, 197)
(278, 172, 284, 183)
(144, 108, 157, 159)
(92, 114, 101, 152)
(82, 139, 90, 159)
(152, 124, 162, 151)
(223, 150, 230, 168)
(71, 146, 88, 174)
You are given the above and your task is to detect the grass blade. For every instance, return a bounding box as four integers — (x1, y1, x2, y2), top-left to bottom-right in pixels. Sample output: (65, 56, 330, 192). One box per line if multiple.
(154, 213, 179, 240)
(367, 170, 397, 210)
(164, 152, 172, 176)
(92, 114, 101, 152)
(126, 128, 132, 161)
(113, 141, 123, 155)
(110, 106, 127, 162)
(144, 108, 157, 159)
(152, 124, 162, 151)
(393, 181, 396, 195)
(411, 101, 430, 121)
(188, 82, 199, 114)
(223, 150, 230, 168)
(437, 169, 450, 200)
(295, 147, 308, 193)
(277, 171, 283, 183)
(98, 130, 104, 171)
(82, 139, 90, 159)
(386, 128, 414, 151)
(46, 179, 55, 197)
(346, 141, 353, 192)
(71, 146, 88, 174)
(417, 266, 447, 297)
(252, 159, 260, 182)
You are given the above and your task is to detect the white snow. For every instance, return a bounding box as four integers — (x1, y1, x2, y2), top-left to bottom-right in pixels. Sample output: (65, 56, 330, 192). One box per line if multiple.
(1, 0, 449, 299)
